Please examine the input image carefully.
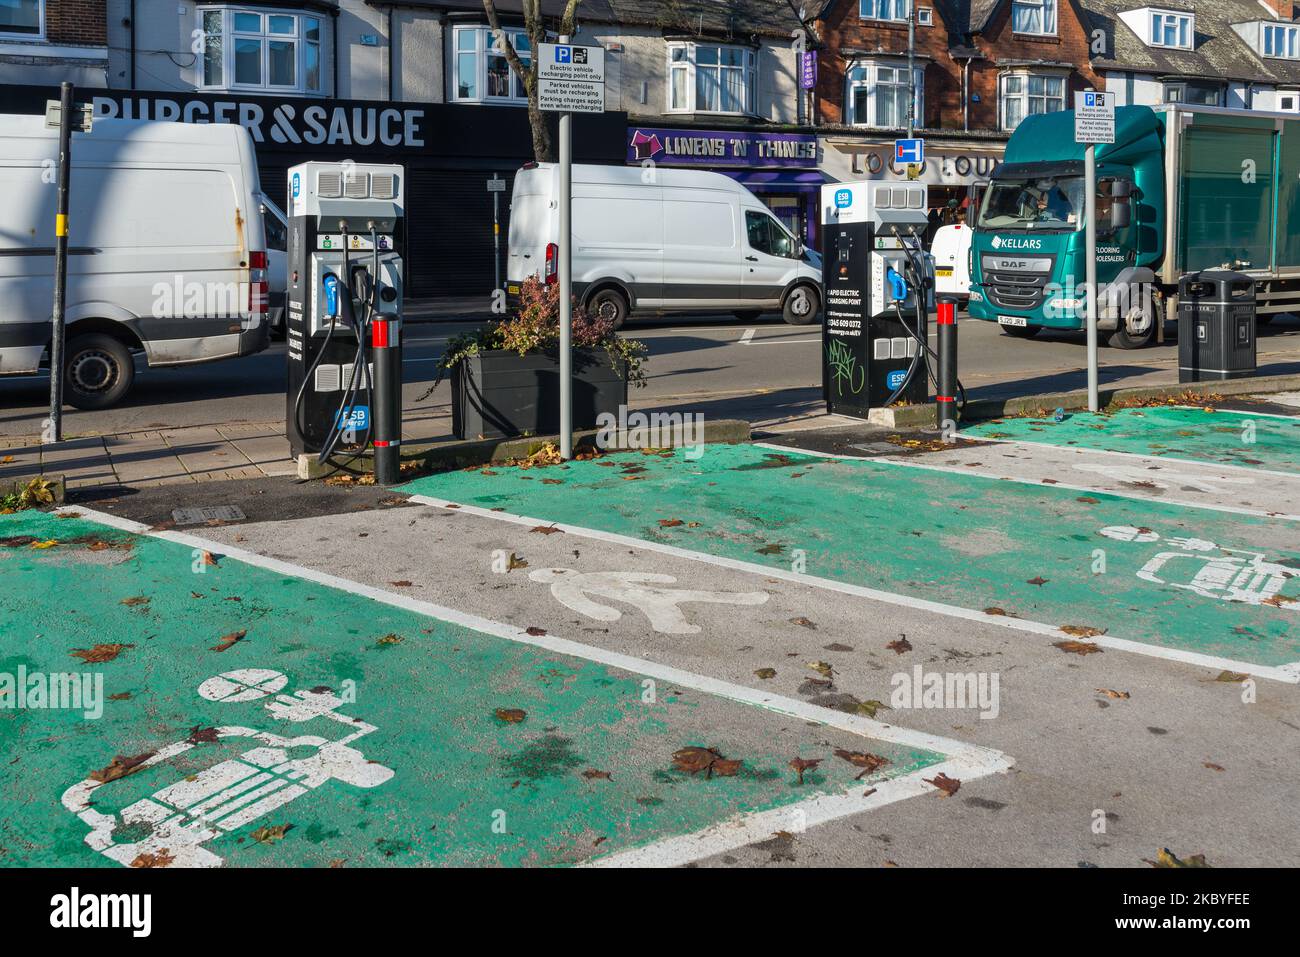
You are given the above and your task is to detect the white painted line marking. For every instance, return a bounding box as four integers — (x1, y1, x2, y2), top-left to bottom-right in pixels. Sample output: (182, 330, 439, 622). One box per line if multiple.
(739, 328, 756, 345)
(398, 492, 1300, 684)
(967, 435, 1299, 480)
(58, 506, 1013, 867)
(1171, 404, 1300, 421)
(753, 441, 1300, 522)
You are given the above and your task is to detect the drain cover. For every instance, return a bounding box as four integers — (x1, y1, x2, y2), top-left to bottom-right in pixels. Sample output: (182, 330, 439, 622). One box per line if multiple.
(171, 505, 247, 526)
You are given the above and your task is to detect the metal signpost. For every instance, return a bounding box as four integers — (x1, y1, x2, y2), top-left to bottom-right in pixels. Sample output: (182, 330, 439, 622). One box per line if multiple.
(538, 39, 605, 460)
(487, 173, 506, 294)
(44, 82, 91, 445)
(1074, 91, 1115, 412)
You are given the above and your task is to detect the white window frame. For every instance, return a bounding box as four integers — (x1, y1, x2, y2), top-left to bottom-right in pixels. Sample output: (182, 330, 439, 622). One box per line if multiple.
(1011, 0, 1057, 37)
(1277, 91, 1300, 112)
(845, 60, 924, 129)
(1263, 23, 1299, 60)
(1000, 71, 1066, 131)
(665, 42, 757, 116)
(197, 6, 323, 95)
(451, 24, 532, 106)
(858, 0, 910, 22)
(1150, 10, 1193, 50)
(0, 0, 44, 39)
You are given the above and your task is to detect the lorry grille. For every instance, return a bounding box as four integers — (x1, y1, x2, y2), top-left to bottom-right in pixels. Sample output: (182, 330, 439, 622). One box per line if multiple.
(986, 269, 1049, 310)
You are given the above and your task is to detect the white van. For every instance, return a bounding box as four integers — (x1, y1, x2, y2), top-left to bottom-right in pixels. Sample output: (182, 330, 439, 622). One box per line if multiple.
(930, 222, 973, 302)
(507, 163, 823, 327)
(0, 114, 272, 409)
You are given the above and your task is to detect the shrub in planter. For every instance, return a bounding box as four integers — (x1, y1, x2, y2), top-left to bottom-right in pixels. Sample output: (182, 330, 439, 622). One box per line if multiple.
(429, 277, 647, 440)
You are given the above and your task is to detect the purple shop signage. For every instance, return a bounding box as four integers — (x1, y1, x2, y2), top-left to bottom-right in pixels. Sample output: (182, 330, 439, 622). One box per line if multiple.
(627, 127, 818, 169)
(800, 52, 818, 91)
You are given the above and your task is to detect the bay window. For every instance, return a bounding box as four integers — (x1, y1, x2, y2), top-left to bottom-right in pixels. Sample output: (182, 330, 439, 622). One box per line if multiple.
(859, 0, 909, 21)
(1012, 0, 1056, 35)
(846, 61, 923, 129)
(1001, 72, 1065, 130)
(199, 7, 322, 94)
(0, 0, 42, 37)
(453, 24, 531, 104)
(667, 42, 756, 115)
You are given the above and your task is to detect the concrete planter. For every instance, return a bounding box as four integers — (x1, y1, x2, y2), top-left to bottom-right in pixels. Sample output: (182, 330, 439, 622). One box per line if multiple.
(451, 348, 629, 441)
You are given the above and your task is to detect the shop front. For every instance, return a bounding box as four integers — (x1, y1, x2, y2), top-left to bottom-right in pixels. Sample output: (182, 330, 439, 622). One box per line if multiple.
(0, 84, 626, 299)
(626, 126, 823, 247)
(818, 134, 1007, 245)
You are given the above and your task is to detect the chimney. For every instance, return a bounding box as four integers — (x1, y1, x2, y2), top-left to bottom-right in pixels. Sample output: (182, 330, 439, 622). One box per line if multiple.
(1265, 0, 1296, 20)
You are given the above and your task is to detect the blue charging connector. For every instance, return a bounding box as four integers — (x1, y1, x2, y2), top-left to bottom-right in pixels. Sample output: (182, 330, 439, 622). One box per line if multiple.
(885, 265, 909, 303)
(322, 273, 340, 318)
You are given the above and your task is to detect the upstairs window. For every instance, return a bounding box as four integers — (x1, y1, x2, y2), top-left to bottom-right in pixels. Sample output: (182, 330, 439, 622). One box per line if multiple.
(859, 0, 910, 21)
(1012, 0, 1057, 36)
(453, 24, 531, 104)
(199, 7, 322, 94)
(668, 43, 756, 115)
(846, 61, 924, 129)
(1150, 10, 1193, 49)
(1001, 72, 1065, 130)
(1264, 23, 1299, 59)
(1163, 80, 1220, 106)
(0, 0, 42, 38)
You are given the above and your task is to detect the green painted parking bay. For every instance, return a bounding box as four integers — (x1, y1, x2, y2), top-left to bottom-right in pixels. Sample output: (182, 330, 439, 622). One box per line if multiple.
(0, 510, 946, 868)
(963, 406, 1300, 474)
(401, 444, 1300, 673)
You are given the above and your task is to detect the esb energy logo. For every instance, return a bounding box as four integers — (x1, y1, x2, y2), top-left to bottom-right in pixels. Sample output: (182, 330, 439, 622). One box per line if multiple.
(990, 235, 1043, 250)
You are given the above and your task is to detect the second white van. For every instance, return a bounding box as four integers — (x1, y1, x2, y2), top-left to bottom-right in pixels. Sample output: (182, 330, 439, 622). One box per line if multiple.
(507, 163, 823, 327)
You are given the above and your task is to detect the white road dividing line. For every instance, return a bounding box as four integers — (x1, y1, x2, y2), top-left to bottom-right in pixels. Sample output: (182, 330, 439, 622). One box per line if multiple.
(964, 434, 1299, 481)
(398, 493, 1300, 685)
(57, 505, 1013, 868)
(751, 441, 1300, 522)
(739, 328, 756, 345)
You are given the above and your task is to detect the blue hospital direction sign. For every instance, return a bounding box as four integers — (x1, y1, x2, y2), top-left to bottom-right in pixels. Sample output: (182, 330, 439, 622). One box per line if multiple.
(894, 137, 924, 165)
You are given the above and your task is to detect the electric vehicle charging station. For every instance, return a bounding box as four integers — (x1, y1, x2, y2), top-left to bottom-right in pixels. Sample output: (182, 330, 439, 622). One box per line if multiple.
(285, 161, 405, 481)
(820, 181, 934, 418)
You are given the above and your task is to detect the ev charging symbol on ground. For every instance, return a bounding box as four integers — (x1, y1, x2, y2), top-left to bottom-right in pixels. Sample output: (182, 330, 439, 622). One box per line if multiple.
(60, 669, 393, 868)
(1099, 526, 1299, 609)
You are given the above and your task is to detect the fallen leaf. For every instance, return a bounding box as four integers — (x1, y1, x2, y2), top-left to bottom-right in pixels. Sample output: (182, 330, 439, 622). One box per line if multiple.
(789, 617, 817, 630)
(789, 757, 822, 784)
(525, 626, 547, 636)
(582, 769, 612, 781)
(30, 540, 59, 549)
(211, 630, 247, 652)
(983, 607, 1008, 616)
(495, 708, 527, 724)
(754, 667, 777, 679)
(925, 772, 961, 797)
(1213, 671, 1249, 683)
(807, 660, 834, 677)
(1054, 639, 1103, 656)
(856, 699, 890, 718)
(187, 726, 220, 744)
(389, 580, 413, 587)
(130, 849, 175, 868)
(109, 692, 131, 701)
(863, 788, 878, 798)
(886, 636, 912, 655)
(712, 758, 742, 777)
(672, 746, 742, 779)
(250, 824, 292, 845)
(70, 643, 133, 664)
(1026, 576, 1049, 587)
(540, 478, 564, 485)
(507, 552, 529, 571)
(530, 525, 563, 535)
(120, 596, 150, 607)
(833, 749, 891, 779)
(1077, 496, 1100, 504)
(1144, 848, 1209, 868)
(376, 633, 404, 646)
(755, 543, 784, 555)
(657, 519, 684, 528)
(1059, 624, 1107, 638)
(201, 551, 219, 567)
(89, 752, 155, 784)
(1095, 688, 1130, 700)
(1203, 762, 1225, 772)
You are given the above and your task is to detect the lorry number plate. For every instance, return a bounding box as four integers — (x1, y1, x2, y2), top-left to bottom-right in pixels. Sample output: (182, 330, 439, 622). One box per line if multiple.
(998, 315, 1028, 327)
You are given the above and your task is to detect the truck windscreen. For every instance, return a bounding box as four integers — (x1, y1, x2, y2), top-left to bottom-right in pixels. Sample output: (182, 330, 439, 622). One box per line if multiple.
(977, 176, 1085, 231)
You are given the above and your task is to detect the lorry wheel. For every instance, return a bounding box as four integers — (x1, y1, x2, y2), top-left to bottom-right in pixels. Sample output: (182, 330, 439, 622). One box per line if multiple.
(64, 333, 135, 410)
(782, 285, 819, 325)
(589, 288, 628, 330)
(1000, 324, 1041, 339)
(1108, 318, 1156, 350)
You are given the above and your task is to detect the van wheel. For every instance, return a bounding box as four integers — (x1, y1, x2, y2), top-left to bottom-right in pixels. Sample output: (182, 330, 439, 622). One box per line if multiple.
(1000, 323, 1041, 339)
(589, 288, 629, 330)
(782, 285, 819, 325)
(64, 333, 135, 410)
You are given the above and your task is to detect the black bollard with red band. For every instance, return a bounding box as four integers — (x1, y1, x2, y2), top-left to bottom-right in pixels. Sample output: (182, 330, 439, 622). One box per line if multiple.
(935, 297, 958, 430)
(371, 314, 402, 484)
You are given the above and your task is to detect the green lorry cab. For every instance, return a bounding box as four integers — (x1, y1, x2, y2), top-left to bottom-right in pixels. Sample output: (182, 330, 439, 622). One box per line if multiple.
(967, 104, 1300, 348)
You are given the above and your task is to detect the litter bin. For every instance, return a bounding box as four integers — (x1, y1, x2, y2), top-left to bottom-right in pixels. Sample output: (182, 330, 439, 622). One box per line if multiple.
(1178, 271, 1257, 382)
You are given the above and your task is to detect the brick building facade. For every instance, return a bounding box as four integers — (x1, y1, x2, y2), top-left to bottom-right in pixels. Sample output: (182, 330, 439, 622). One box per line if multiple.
(44, 0, 108, 47)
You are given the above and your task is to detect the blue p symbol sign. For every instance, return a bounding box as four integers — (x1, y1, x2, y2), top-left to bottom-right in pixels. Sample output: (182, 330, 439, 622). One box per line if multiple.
(557, 46, 571, 63)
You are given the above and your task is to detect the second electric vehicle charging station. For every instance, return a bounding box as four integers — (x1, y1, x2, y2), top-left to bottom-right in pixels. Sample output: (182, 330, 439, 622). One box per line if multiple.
(820, 181, 935, 418)
(285, 161, 405, 482)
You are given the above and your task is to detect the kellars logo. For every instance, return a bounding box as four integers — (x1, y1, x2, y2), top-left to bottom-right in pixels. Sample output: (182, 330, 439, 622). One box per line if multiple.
(990, 236, 1044, 251)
